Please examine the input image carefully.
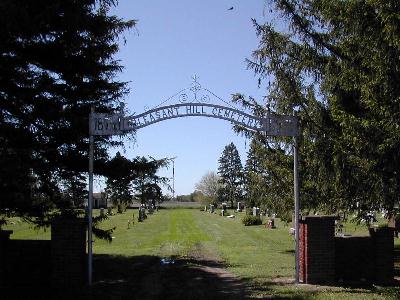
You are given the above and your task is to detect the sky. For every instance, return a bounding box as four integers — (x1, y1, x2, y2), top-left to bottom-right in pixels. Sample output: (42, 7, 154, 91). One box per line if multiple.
(99, 1, 269, 195)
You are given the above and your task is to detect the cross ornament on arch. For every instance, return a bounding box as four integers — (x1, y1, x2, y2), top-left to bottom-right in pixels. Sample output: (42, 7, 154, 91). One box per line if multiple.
(190, 74, 201, 101)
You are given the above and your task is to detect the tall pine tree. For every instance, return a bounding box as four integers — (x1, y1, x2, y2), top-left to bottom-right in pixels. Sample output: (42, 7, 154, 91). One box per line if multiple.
(234, 0, 400, 220)
(243, 138, 293, 218)
(218, 142, 243, 208)
(244, 139, 264, 208)
(0, 0, 135, 220)
(131, 157, 170, 206)
(104, 152, 134, 207)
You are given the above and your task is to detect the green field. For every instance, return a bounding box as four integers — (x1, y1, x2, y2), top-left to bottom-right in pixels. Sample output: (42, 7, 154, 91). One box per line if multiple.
(3, 209, 400, 299)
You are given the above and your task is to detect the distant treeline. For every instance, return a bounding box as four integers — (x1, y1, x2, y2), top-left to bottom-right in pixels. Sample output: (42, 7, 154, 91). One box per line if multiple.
(175, 191, 204, 202)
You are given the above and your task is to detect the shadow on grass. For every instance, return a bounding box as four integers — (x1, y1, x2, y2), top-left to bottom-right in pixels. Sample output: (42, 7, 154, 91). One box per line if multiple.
(3, 251, 400, 300)
(1, 254, 269, 300)
(91, 254, 250, 300)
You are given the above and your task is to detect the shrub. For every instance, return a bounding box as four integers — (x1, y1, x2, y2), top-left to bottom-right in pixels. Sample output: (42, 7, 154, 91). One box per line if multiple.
(118, 203, 128, 213)
(242, 215, 262, 226)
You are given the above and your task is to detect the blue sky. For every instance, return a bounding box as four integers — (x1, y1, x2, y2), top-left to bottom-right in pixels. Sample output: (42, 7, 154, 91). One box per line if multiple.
(100, 1, 268, 195)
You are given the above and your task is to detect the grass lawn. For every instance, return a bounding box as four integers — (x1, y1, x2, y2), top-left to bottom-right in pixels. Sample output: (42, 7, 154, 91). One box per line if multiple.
(3, 208, 400, 299)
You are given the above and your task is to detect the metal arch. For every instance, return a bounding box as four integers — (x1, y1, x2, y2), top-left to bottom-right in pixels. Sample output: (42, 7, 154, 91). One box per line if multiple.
(123, 103, 266, 132)
(89, 103, 299, 136)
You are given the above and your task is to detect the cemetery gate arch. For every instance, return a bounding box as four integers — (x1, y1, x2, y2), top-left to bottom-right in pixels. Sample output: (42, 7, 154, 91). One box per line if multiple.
(87, 77, 300, 285)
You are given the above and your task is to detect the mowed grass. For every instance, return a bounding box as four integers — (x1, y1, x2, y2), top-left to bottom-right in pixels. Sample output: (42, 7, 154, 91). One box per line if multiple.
(4, 208, 400, 299)
(93, 209, 295, 279)
(93, 209, 210, 257)
(3, 217, 51, 240)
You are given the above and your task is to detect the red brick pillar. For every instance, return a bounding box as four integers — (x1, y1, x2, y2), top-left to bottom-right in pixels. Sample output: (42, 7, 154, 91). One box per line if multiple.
(298, 216, 336, 284)
(370, 227, 394, 285)
(299, 221, 306, 282)
(0, 230, 13, 287)
(51, 218, 87, 287)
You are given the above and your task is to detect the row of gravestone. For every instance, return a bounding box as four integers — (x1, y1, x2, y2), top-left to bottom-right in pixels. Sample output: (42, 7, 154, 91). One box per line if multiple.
(204, 203, 228, 215)
(204, 203, 274, 218)
(202, 202, 277, 227)
(96, 202, 158, 227)
(203, 202, 241, 217)
(251, 207, 276, 218)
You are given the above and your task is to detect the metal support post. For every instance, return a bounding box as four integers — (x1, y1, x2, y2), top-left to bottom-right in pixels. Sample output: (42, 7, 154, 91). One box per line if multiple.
(294, 135, 300, 283)
(172, 159, 175, 200)
(88, 108, 94, 286)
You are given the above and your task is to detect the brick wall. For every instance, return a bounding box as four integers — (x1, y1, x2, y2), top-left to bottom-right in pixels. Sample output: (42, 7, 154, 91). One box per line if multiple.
(0, 231, 51, 286)
(300, 216, 394, 285)
(335, 228, 393, 285)
(335, 236, 374, 282)
(5, 240, 52, 286)
(0, 217, 87, 287)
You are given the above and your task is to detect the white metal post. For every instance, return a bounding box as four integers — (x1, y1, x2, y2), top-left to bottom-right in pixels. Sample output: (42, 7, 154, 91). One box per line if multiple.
(88, 108, 94, 286)
(294, 135, 300, 283)
(172, 159, 175, 200)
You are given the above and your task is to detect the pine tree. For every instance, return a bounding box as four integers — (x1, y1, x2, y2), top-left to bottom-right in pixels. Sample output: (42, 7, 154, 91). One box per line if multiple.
(104, 152, 134, 207)
(0, 0, 135, 220)
(131, 157, 170, 205)
(217, 142, 243, 208)
(244, 139, 265, 208)
(234, 0, 400, 219)
(243, 138, 293, 218)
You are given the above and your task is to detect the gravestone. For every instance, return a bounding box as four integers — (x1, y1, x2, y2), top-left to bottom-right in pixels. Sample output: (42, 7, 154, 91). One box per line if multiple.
(253, 207, 260, 217)
(148, 205, 154, 215)
(138, 207, 144, 222)
(100, 208, 105, 217)
(107, 207, 113, 215)
(221, 202, 227, 216)
(141, 207, 147, 220)
(210, 204, 215, 213)
(236, 202, 242, 212)
(266, 219, 276, 229)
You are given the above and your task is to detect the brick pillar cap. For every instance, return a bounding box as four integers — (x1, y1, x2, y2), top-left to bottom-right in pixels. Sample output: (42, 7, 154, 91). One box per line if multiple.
(369, 226, 394, 235)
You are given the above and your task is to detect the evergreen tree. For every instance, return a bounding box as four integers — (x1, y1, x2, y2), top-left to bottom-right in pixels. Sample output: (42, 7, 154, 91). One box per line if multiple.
(61, 173, 88, 208)
(234, 0, 400, 219)
(244, 139, 265, 208)
(131, 157, 170, 205)
(217, 142, 243, 207)
(0, 0, 135, 220)
(104, 152, 134, 207)
(243, 138, 293, 218)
